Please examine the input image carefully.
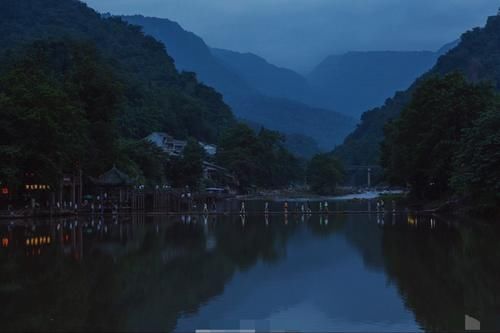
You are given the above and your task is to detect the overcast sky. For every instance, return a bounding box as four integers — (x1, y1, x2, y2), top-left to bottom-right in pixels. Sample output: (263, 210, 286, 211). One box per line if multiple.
(84, 0, 499, 73)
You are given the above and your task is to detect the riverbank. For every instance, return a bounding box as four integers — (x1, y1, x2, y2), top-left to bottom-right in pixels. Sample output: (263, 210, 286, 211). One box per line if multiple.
(240, 188, 406, 202)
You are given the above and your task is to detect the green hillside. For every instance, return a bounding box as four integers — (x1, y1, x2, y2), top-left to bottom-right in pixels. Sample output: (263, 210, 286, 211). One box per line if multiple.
(0, 0, 234, 143)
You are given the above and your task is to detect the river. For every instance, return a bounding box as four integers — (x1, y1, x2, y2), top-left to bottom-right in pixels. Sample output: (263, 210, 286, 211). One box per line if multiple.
(0, 199, 498, 332)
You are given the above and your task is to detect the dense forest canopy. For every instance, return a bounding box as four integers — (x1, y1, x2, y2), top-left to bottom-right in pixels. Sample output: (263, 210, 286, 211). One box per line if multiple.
(0, 0, 235, 143)
(216, 124, 303, 189)
(381, 73, 500, 209)
(0, 41, 121, 186)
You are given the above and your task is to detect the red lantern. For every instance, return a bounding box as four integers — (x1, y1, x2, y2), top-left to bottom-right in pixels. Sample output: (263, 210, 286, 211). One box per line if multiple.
(1, 187, 8, 195)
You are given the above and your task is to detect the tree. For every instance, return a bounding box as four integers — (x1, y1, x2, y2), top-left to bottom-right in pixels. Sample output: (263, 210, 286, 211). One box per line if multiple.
(381, 73, 495, 199)
(216, 124, 302, 189)
(451, 107, 500, 206)
(0, 44, 88, 187)
(307, 154, 344, 195)
(0, 40, 124, 191)
(168, 139, 204, 188)
(217, 124, 262, 189)
(117, 139, 169, 186)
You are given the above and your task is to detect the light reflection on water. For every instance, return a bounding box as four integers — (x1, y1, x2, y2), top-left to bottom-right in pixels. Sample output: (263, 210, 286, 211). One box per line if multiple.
(0, 201, 499, 332)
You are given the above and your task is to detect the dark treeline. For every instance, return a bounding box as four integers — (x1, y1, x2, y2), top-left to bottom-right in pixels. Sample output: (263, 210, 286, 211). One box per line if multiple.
(381, 73, 500, 213)
(216, 124, 303, 189)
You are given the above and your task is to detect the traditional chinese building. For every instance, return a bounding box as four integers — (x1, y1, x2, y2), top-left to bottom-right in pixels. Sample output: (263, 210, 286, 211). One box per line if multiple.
(90, 166, 135, 206)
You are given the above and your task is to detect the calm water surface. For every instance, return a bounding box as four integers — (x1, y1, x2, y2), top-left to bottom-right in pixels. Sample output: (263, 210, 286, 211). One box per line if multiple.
(1, 200, 499, 332)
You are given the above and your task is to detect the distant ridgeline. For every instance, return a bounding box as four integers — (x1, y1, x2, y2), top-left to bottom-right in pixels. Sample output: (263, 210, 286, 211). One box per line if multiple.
(121, 15, 356, 151)
(307, 45, 457, 119)
(334, 14, 500, 166)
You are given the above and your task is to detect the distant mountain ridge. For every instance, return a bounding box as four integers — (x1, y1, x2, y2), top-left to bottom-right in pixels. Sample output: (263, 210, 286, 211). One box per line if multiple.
(122, 15, 253, 98)
(211, 48, 311, 104)
(307, 47, 455, 118)
(122, 15, 356, 150)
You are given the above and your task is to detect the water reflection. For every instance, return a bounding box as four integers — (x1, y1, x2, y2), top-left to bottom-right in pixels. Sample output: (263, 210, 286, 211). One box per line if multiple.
(0, 210, 499, 332)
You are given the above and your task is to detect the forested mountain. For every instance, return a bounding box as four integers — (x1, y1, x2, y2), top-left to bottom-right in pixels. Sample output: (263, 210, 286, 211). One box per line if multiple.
(121, 15, 356, 150)
(0, 0, 237, 186)
(332, 14, 500, 166)
(211, 48, 311, 103)
(0, 0, 234, 143)
(308, 50, 447, 118)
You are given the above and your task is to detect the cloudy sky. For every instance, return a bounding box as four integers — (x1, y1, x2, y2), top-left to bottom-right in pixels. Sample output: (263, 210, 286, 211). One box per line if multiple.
(84, 0, 499, 72)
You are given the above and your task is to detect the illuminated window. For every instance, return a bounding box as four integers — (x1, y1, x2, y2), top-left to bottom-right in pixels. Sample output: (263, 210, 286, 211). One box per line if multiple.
(25, 185, 30, 190)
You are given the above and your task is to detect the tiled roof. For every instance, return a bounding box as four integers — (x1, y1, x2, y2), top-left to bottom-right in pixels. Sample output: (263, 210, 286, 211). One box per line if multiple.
(92, 166, 134, 186)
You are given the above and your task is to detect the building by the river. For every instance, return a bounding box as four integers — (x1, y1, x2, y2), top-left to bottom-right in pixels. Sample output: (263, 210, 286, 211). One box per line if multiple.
(145, 132, 217, 157)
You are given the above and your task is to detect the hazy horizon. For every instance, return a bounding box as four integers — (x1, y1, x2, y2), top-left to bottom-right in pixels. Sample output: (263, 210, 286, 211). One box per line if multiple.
(84, 0, 498, 73)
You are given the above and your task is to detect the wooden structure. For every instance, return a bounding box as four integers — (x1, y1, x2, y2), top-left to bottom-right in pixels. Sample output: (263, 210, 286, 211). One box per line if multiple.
(91, 166, 135, 208)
